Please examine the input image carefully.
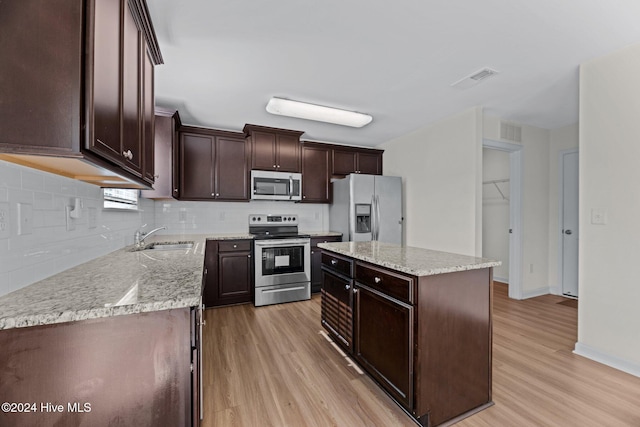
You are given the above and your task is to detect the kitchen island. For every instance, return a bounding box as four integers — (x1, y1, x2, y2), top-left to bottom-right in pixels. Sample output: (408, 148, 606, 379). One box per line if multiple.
(0, 233, 234, 427)
(318, 241, 500, 427)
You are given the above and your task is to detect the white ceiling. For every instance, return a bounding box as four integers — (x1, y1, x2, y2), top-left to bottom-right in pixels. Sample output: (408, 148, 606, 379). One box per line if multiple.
(147, 0, 640, 147)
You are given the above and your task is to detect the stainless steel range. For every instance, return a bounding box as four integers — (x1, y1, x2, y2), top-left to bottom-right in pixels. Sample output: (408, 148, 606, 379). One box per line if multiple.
(249, 214, 311, 307)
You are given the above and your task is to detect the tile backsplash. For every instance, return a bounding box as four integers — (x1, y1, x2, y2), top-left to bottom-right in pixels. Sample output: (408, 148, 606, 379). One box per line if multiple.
(0, 160, 152, 297)
(0, 160, 330, 298)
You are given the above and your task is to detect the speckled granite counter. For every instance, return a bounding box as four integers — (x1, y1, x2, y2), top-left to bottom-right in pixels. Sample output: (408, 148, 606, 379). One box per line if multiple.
(317, 241, 500, 276)
(306, 231, 342, 238)
(0, 233, 256, 330)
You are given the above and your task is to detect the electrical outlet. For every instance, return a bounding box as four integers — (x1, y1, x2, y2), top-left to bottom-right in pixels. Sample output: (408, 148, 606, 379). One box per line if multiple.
(17, 203, 33, 235)
(65, 206, 76, 231)
(0, 202, 9, 239)
(591, 208, 607, 225)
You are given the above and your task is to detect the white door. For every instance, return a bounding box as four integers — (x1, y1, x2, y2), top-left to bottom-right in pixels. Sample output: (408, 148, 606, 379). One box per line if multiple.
(561, 150, 579, 297)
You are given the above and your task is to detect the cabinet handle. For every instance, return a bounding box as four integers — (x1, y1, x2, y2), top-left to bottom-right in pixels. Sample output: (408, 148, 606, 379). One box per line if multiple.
(248, 254, 251, 258)
(211, 193, 215, 196)
(273, 164, 276, 168)
(345, 284, 351, 290)
(277, 165, 280, 168)
(374, 276, 382, 283)
(233, 244, 237, 248)
(122, 150, 133, 160)
(311, 250, 314, 254)
(353, 288, 358, 294)
(303, 195, 306, 199)
(216, 193, 220, 197)
(174, 188, 178, 193)
(331, 259, 338, 265)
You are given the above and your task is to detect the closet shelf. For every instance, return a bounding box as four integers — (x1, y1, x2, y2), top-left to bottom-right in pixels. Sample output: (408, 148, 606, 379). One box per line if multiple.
(483, 179, 509, 201)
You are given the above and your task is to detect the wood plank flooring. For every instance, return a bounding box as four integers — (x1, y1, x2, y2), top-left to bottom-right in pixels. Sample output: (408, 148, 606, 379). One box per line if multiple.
(202, 283, 640, 426)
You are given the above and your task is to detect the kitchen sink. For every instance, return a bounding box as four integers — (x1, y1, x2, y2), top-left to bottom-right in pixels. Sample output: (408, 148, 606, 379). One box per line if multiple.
(146, 241, 194, 251)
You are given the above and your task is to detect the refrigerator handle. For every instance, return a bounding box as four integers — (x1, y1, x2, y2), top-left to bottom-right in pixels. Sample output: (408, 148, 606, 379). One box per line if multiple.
(371, 194, 377, 241)
(375, 195, 381, 241)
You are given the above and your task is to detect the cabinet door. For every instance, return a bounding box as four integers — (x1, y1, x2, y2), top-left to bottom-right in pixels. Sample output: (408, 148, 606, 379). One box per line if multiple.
(276, 133, 301, 172)
(332, 148, 358, 176)
(321, 269, 353, 350)
(251, 131, 277, 170)
(302, 144, 330, 203)
(142, 46, 155, 184)
(357, 151, 382, 175)
(354, 284, 413, 410)
(218, 250, 252, 303)
(120, 1, 143, 176)
(141, 113, 173, 199)
(215, 137, 249, 200)
(90, 0, 122, 161)
(179, 133, 214, 200)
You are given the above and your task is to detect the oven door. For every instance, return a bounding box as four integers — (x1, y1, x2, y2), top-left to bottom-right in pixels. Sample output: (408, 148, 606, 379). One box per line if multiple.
(254, 238, 310, 287)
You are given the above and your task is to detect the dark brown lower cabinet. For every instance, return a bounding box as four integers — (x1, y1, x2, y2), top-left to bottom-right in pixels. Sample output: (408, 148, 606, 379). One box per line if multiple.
(311, 235, 342, 293)
(320, 249, 493, 427)
(204, 239, 254, 307)
(0, 307, 200, 427)
(353, 283, 413, 410)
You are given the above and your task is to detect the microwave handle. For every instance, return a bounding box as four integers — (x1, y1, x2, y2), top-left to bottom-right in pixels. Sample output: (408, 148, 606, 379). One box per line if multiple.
(289, 176, 293, 200)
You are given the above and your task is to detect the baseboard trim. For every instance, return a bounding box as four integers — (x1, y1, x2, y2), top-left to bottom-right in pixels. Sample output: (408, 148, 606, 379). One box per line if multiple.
(574, 342, 640, 378)
(493, 276, 509, 284)
(521, 286, 550, 299)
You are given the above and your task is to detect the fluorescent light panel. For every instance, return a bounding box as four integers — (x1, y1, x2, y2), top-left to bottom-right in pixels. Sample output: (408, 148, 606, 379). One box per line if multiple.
(266, 97, 372, 128)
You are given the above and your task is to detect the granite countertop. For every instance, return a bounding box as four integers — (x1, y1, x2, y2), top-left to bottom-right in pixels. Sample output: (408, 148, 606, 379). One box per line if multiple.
(306, 231, 342, 238)
(317, 241, 500, 276)
(0, 234, 217, 330)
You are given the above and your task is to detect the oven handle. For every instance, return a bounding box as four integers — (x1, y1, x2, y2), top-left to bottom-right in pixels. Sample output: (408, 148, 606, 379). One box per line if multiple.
(255, 239, 310, 247)
(261, 286, 307, 294)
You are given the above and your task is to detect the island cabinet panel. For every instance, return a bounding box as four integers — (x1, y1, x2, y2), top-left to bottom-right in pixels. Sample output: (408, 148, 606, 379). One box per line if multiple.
(204, 239, 254, 307)
(0, 308, 195, 427)
(320, 251, 354, 351)
(414, 268, 492, 427)
(353, 283, 413, 410)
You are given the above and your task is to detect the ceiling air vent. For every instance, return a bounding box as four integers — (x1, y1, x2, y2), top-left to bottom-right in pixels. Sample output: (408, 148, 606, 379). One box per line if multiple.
(500, 121, 522, 143)
(451, 67, 499, 89)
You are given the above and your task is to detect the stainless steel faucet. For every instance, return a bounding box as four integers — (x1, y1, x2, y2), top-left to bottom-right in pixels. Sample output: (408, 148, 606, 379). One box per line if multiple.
(134, 224, 167, 248)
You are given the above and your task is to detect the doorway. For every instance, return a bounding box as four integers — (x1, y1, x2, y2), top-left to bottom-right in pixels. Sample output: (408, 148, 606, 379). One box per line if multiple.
(483, 139, 523, 299)
(559, 149, 579, 298)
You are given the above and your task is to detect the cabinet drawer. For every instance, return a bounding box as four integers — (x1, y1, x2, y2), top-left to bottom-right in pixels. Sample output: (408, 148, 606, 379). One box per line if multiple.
(218, 240, 252, 252)
(321, 251, 353, 277)
(355, 262, 414, 304)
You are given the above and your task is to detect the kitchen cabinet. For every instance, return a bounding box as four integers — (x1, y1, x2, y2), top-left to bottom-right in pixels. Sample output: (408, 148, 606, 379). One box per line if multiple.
(204, 239, 254, 307)
(320, 252, 354, 351)
(311, 235, 342, 293)
(176, 127, 249, 201)
(140, 109, 180, 199)
(320, 246, 493, 427)
(0, 307, 200, 426)
(0, 0, 162, 188)
(354, 263, 414, 410)
(244, 124, 304, 173)
(142, 45, 156, 184)
(332, 146, 383, 176)
(301, 142, 331, 203)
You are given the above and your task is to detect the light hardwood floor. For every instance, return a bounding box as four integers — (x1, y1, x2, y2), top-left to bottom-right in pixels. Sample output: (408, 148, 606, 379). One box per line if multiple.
(202, 283, 640, 426)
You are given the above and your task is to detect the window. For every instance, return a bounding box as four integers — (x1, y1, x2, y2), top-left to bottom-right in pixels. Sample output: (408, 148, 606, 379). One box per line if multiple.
(103, 188, 139, 210)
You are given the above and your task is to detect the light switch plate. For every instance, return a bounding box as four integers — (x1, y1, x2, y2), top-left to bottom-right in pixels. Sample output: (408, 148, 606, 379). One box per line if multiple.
(0, 202, 9, 239)
(17, 203, 33, 235)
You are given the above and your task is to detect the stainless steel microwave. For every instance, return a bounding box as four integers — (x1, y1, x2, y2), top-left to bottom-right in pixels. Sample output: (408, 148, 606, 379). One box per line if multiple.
(251, 170, 302, 201)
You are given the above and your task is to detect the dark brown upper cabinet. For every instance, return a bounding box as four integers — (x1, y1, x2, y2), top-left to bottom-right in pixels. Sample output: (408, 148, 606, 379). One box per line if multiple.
(140, 109, 179, 200)
(332, 146, 383, 177)
(301, 142, 331, 203)
(244, 124, 304, 173)
(0, 0, 162, 189)
(175, 127, 249, 201)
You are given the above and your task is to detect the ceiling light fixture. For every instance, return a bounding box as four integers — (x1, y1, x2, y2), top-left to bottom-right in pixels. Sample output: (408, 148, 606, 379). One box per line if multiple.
(266, 97, 373, 128)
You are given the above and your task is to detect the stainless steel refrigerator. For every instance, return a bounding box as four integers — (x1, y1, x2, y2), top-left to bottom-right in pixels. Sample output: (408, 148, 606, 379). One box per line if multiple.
(329, 174, 403, 244)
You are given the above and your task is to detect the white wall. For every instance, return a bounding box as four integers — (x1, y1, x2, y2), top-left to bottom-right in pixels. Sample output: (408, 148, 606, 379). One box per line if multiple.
(153, 199, 328, 234)
(575, 42, 640, 375)
(547, 124, 579, 294)
(0, 160, 152, 297)
(379, 107, 483, 256)
(482, 148, 510, 282)
(483, 115, 551, 298)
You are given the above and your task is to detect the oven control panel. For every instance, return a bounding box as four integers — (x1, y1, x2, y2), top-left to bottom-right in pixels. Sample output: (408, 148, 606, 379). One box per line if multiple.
(249, 214, 298, 226)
